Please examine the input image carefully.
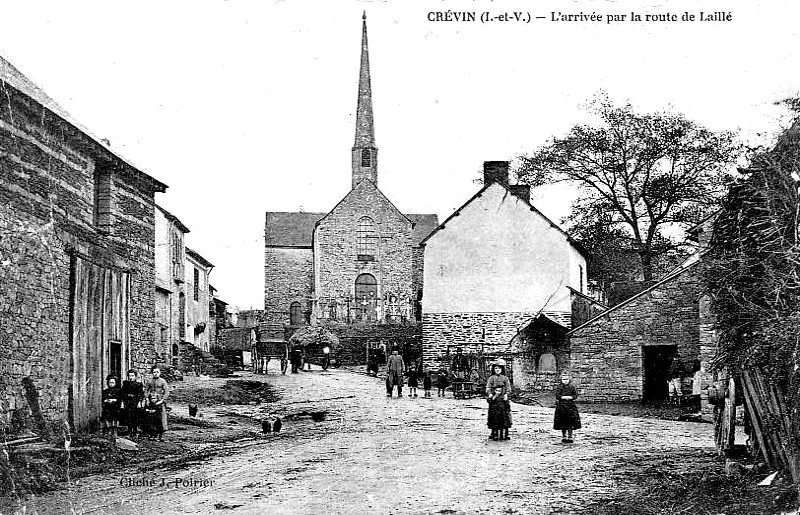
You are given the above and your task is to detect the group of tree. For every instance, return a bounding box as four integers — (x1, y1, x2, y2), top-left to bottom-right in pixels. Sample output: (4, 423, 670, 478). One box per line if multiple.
(517, 95, 740, 293)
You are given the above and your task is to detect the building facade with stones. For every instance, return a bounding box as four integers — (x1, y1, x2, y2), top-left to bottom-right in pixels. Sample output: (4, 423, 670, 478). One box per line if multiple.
(154, 206, 189, 368)
(420, 161, 588, 379)
(567, 214, 716, 407)
(185, 247, 213, 352)
(264, 15, 438, 337)
(0, 56, 167, 433)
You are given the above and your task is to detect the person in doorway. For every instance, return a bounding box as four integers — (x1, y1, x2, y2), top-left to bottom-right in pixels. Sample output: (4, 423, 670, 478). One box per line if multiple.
(423, 369, 433, 398)
(121, 369, 144, 438)
(485, 363, 512, 439)
(554, 372, 581, 443)
(145, 366, 170, 441)
(385, 349, 405, 397)
(667, 359, 684, 404)
(101, 375, 121, 438)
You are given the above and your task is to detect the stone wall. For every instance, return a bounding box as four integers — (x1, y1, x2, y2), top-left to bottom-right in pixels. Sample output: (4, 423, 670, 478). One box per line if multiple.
(313, 180, 414, 315)
(569, 265, 704, 403)
(421, 311, 560, 370)
(264, 247, 314, 325)
(0, 78, 161, 434)
(328, 323, 421, 366)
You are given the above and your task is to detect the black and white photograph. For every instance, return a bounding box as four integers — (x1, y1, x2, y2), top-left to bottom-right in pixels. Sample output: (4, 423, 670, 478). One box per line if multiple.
(1, 0, 800, 513)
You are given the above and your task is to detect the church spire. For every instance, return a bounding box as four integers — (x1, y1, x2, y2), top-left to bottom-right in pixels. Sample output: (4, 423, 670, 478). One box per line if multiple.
(352, 11, 378, 188)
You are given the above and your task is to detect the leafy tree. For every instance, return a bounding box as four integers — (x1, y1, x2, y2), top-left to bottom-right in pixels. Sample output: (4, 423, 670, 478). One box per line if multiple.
(518, 96, 740, 282)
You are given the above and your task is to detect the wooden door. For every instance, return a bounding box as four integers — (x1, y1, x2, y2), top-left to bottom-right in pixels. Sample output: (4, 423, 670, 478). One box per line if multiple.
(70, 256, 129, 431)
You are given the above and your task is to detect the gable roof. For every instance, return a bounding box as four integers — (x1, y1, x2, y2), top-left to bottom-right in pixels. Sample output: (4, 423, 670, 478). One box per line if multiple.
(0, 55, 167, 194)
(419, 181, 589, 258)
(265, 212, 326, 247)
(407, 214, 439, 245)
(566, 259, 699, 335)
(315, 179, 413, 231)
(186, 247, 214, 269)
(156, 205, 190, 233)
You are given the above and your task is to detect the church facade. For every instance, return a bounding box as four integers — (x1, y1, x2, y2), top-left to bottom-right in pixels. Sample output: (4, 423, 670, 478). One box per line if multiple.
(264, 16, 438, 330)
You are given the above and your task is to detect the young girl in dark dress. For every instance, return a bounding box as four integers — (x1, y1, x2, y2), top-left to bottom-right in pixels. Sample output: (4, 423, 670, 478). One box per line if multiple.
(101, 375, 121, 438)
(423, 370, 433, 398)
(437, 367, 449, 397)
(407, 368, 419, 397)
(121, 369, 145, 438)
(487, 386, 511, 440)
(486, 364, 513, 440)
(554, 373, 581, 443)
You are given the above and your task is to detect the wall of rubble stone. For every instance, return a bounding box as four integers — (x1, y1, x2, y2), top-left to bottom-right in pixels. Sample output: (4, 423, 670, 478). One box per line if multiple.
(568, 265, 704, 403)
(0, 81, 159, 434)
(264, 247, 314, 325)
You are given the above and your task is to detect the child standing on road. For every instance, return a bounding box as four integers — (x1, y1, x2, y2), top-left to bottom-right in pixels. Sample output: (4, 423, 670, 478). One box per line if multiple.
(485, 363, 512, 440)
(407, 368, 419, 398)
(437, 367, 449, 397)
(487, 386, 511, 440)
(423, 370, 433, 398)
(553, 372, 581, 443)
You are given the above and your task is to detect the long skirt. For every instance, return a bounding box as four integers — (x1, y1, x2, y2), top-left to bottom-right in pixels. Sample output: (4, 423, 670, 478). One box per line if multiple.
(145, 403, 168, 433)
(488, 400, 511, 429)
(553, 400, 581, 430)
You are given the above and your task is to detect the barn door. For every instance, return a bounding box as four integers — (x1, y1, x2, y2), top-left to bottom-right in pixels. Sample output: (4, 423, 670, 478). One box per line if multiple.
(70, 256, 130, 431)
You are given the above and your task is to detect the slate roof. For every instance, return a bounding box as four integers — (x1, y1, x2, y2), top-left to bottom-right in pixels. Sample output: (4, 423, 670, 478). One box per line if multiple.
(407, 214, 439, 245)
(265, 212, 326, 247)
(185, 247, 214, 268)
(265, 210, 438, 248)
(0, 55, 167, 193)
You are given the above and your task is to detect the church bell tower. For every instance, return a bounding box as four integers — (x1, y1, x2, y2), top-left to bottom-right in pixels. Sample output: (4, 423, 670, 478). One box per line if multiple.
(352, 12, 378, 189)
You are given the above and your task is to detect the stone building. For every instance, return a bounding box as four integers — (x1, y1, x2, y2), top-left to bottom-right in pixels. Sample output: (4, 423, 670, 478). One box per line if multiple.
(567, 214, 716, 405)
(420, 161, 589, 384)
(0, 55, 167, 433)
(185, 247, 214, 352)
(154, 205, 189, 368)
(264, 15, 438, 340)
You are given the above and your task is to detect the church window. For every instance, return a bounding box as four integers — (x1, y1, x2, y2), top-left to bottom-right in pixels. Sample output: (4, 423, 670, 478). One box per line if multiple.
(357, 216, 376, 259)
(361, 149, 371, 167)
(355, 274, 378, 322)
(289, 302, 303, 326)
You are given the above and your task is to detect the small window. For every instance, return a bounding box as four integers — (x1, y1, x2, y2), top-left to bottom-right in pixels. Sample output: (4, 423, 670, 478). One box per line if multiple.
(579, 265, 584, 293)
(193, 268, 200, 301)
(290, 302, 303, 326)
(357, 216, 376, 257)
(361, 149, 371, 167)
(93, 170, 112, 231)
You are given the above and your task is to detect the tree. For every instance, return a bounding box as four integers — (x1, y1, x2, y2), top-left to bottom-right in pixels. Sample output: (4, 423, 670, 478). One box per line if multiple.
(518, 96, 740, 282)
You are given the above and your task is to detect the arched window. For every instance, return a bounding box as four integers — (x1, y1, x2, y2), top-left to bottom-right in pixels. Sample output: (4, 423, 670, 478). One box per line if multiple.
(289, 302, 303, 326)
(355, 274, 378, 321)
(357, 216, 376, 258)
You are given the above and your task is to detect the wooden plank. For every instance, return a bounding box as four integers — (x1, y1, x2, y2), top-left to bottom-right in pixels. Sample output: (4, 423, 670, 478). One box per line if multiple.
(740, 371, 778, 468)
(71, 257, 89, 431)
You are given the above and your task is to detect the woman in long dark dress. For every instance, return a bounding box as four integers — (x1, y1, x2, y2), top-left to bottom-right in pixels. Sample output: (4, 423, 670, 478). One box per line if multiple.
(121, 369, 145, 438)
(554, 372, 581, 443)
(101, 375, 122, 438)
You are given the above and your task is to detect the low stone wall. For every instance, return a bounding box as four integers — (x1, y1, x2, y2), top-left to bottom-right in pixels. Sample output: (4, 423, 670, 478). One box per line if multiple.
(326, 323, 421, 366)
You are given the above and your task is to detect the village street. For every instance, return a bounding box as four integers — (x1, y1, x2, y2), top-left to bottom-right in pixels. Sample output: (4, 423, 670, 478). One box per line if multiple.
(10, 366, 715, 515)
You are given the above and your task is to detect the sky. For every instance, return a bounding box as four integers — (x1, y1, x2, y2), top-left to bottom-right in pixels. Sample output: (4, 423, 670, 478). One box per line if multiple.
(1, 0, 799, 308)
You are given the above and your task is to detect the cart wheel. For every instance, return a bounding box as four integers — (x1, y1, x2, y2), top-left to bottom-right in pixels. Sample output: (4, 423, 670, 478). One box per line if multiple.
(281, 358, 288, 375)
(322, 356, 330, 371)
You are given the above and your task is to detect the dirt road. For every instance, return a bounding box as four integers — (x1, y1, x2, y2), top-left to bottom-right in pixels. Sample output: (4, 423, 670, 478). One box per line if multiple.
(9, 366, 714, 515)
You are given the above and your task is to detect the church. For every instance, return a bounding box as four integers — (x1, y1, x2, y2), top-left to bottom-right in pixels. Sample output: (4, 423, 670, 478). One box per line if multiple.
(264, 15, 439, 330)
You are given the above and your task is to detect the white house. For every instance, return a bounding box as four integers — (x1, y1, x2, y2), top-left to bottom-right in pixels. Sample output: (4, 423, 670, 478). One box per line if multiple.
(421, 161, 588, 381)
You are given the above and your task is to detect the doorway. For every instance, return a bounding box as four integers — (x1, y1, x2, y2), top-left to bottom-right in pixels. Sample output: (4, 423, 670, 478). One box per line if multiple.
(642, 345, 676, 402)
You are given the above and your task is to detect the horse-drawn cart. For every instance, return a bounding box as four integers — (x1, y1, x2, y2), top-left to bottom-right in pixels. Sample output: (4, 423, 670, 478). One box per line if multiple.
(288, 326, 339, 371)
(253, 339, 289, 375)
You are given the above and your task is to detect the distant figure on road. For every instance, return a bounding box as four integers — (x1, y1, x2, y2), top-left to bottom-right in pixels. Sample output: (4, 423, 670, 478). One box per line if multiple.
(554, 372, 581, 443)
(423, 369, 433, 398)
(291, 347, 303, 374)
(450, 348, 469, 381)
(437, 367, 449, 397)
(407, 368, 419, 398)
(386, 349, 405, 397)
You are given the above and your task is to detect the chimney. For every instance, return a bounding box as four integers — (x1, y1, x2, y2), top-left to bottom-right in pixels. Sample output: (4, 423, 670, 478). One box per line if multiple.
(510, 184, 531, 201)
(483, 161, 509, 186)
